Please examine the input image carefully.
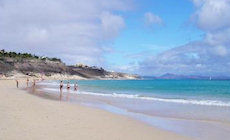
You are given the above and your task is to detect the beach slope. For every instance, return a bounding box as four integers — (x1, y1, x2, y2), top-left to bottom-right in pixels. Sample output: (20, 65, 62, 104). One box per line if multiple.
(0, 80, 190, 140)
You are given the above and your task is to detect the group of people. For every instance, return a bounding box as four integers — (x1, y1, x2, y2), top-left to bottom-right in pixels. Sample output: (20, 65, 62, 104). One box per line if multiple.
(59, 81, 78, 91)
(15, 78, 78, 92)
(15, 78, 37, 88)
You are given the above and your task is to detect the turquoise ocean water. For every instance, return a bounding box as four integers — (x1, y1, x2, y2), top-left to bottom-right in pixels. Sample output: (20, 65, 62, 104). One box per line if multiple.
(70, 79, 230, 106)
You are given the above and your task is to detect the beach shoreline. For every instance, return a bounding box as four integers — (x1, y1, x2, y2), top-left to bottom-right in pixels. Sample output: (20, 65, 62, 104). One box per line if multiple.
(0, 79, 191, 140)
(36, 79, 230, 140)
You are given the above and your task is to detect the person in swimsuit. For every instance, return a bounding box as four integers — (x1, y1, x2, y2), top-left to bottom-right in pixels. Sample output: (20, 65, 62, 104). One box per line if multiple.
(60, 81, 63, 90)
(67, 82, 70, 90)
(74, 82, 78, 91)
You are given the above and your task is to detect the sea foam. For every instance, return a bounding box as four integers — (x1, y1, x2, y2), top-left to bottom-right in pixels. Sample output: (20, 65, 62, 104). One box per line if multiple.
(79, 91, 230, 107)
(40, 82, 230, 107)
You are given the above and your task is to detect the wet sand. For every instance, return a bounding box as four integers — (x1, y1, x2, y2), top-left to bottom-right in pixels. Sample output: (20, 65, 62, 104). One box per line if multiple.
(0, 80, 191, 140)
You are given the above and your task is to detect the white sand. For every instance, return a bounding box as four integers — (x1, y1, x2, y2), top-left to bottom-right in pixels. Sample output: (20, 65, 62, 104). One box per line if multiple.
(0, 80, 192, 140)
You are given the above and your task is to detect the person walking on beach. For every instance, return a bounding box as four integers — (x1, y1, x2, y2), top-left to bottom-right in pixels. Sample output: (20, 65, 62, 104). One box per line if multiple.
(74, 82, 78, 91)
(67, 82, 70, 90)
(60, 81, 63, 90)
(16, 80, 19, 88)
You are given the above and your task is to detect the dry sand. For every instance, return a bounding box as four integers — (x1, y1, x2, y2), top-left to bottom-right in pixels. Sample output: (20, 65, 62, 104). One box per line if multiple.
(0, 80, 192, 140)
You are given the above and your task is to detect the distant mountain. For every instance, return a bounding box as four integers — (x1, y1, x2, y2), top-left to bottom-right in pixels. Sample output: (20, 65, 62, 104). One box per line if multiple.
(142, 73, 230, 80)
(158, 73, 208, 79)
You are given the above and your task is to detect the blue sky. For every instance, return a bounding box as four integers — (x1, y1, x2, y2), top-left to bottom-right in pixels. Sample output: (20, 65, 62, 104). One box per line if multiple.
(105, 0, 204, 66)
(1, 0, 230, 76)
(105, 0, 204, 72)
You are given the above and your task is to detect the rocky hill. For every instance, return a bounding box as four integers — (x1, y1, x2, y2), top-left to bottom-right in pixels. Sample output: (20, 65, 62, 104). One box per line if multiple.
(0, 50, 139, 79)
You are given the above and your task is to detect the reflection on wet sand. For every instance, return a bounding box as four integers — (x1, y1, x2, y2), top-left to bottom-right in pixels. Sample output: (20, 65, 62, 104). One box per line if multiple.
(26, 82, 79, 102)
(31, 84, 36, 94)
(66, 90, 70, 101)
(27, 84, 60, 101)
(59, 89, 63, 101)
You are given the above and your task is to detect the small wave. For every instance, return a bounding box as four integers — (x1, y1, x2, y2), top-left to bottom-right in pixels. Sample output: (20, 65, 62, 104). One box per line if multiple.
(42, 87, 77, 94)
(41, 87, 230, 107)
(141, 97, 230, 107)
(42, 87, 59, 92)
(38, 81, 59, 86)
(38, 81, 76, 87)
(79, 91, 230, 107)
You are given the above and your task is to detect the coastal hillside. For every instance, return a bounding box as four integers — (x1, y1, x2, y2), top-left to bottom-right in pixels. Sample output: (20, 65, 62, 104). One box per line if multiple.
(0, 50, 139, 79)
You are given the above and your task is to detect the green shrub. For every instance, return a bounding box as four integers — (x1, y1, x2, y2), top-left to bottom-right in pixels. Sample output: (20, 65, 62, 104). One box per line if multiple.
(0, 50, 62, 62)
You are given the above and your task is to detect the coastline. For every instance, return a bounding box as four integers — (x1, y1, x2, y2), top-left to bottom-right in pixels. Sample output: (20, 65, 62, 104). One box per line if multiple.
(37, 80, 230, 140)
(0, 79, 191, 140)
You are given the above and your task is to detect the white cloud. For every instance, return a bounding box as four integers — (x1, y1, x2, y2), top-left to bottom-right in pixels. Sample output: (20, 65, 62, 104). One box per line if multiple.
(109, 62, 139, 73)
(214, 45, 228, 56)
(100, 12, 125, 39)
(204, 28, 230, 46)
(0, 0, 131, 66)
(26, 28, 49, 44)
(144, 12, 163, 26)
(192, 0, 230, 31)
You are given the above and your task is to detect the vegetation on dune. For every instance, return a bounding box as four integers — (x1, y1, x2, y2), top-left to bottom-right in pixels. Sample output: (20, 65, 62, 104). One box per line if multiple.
(0, 49, 61, 62)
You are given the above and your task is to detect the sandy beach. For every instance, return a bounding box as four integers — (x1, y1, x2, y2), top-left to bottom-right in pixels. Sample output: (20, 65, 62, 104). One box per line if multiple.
(0, 79, 192, 140)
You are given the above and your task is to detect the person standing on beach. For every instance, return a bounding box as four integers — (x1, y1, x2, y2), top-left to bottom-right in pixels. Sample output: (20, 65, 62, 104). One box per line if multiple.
(33, 79, 36, 86)
(74, 82, 78, 91)
(60, 81, 63, 90)
(16, 80, 19, 88)
(26, 78, 29, 87)
(67, 82, 70, 90)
